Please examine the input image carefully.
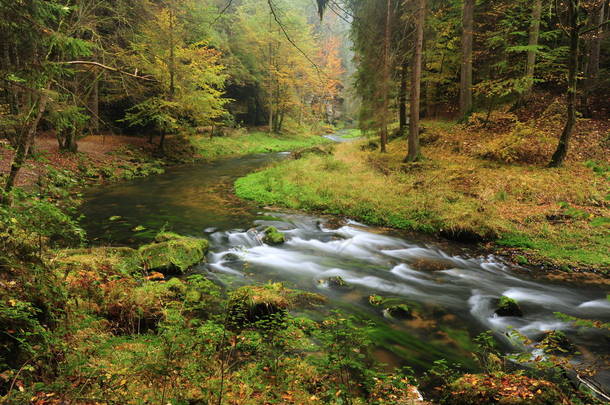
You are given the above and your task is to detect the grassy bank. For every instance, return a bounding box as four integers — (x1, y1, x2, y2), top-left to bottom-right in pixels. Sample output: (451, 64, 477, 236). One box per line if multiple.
(191, 129, 331, 160)
(235, 119, 610, 274)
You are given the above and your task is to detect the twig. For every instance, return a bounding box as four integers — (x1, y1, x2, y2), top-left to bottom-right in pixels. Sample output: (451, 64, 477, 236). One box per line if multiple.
(211, 0, 234, 26)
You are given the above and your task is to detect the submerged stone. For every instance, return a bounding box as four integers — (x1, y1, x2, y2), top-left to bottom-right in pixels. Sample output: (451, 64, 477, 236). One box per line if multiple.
(384, 304, 412, 319)
(495, 296, 523, 317)
(369, 294, 384, 306)
(262, 226, 285, 245)
(318, 276, 349, 289)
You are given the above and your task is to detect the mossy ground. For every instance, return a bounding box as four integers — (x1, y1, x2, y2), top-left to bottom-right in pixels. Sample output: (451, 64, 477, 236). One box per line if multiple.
(235, 119, 609, 273)
(191, 129, 332, 160)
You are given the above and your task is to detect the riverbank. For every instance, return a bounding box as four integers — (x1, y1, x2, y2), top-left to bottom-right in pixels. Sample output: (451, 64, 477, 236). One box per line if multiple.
(0, 128, 330, 190)
(235, 118, 610, 279)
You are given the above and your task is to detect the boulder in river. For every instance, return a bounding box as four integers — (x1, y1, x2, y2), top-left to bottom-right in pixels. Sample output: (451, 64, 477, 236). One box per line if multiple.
(262, 226, 285, 245)
(228, 283, 325, 328)
(444, 373, 569, 405)
(139, 232, 209, 273)
(494, 296, 523, 317)
(369, 294, 384, 306)
(540, 330, 577, 355)
(384, 304, 412, 319)
(319, 276, 350, 289)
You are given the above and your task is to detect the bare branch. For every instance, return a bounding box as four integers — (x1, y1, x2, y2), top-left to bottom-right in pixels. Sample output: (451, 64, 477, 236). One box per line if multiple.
(56, 61, 157, 81)
(266, 0, 325, 79)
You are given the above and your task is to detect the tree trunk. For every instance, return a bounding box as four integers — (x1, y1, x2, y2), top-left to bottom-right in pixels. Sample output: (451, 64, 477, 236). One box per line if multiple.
(524, 0, 543, 97)
(168, 8, 176, 100)
(405, 0, 425, 162)
(459, 0, 474, 117)
(399, 60, 408, 136)
(379, 0, 392, 153)
(2, 91, 49, 202)
(90, 74, 100, 133)
(158, 133, 166, 152)
(549, 0, 579, 168)
(583, 0, 605, 116)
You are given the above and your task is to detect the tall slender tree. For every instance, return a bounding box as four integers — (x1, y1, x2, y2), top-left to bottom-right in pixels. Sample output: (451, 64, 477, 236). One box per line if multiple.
(380, 0, 392, 153)
(405, 0, 426, 162)
(524, 0, 543, 97)
(550, 0, 580, 167)
(459, 0, 474, 117)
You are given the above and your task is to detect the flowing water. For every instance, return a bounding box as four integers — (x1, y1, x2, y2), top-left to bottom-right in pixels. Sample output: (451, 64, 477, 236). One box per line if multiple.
(81, 151, 610, 390)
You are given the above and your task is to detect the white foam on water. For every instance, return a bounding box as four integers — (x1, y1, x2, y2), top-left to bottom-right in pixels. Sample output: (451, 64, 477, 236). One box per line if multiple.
(287, 237, 385, 264)
(578, 299, 610, 310)
(502, 287, 579, 309)
(382, 247, 444, 261)
(334, 226, 409, 249)
(227, 230, 261, 248)
(342, 275, 422, 296)
(390, 264, 437, 286)
(243, 246, 326, 275)
(208, 262, 244, 276)
(517, 321, 569, 336)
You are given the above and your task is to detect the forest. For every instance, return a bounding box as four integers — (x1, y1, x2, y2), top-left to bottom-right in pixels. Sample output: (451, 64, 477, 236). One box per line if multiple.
(0, 0, 609, 404)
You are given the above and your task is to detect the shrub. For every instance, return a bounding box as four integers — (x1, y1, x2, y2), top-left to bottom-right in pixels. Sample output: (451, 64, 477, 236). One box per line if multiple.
(443, 372, 569, 405)
(466, 111, 518, 133)
(477, 122, 553, 164)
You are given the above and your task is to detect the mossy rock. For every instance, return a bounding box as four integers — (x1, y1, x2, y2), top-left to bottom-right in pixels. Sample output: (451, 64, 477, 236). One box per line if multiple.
(539, 330, 577, 355)
(139, 234, 208, 273)
(262, 226, 285, 245)
(318, 276, 350, 289)
(443, 372, 569, 405)
(292, 145, 334, 160)
(55, 246, 143, 276)
(384, 304, 412, 319)
(495, 296, 523, 317)
(57, 233, 209, 277)
(228, 283, 325, 327)
(369, 294, 384, 306)
(228, 283, 290, 327)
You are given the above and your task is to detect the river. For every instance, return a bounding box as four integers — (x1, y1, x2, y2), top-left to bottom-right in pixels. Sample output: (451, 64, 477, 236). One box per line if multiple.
(80, 150, 610, 392)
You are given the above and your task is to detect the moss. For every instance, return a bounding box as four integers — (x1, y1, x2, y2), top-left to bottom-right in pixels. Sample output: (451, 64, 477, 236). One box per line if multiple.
(495, 296, 523, 317)
(262, 226, 285, 245)
(443, 373, 569, 405)
(138, 234, 208, 272)
(55, 246, 143, 276)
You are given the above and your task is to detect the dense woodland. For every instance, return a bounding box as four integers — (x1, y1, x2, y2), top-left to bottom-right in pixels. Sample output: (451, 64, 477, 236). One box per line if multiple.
(1, 0, 609, 404)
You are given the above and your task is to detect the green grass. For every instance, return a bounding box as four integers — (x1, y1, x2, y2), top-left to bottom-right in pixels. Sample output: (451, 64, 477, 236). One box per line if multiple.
(191, 130, 331, 159)
(338, 128, 363, 139)
(497, 229, 610, 269)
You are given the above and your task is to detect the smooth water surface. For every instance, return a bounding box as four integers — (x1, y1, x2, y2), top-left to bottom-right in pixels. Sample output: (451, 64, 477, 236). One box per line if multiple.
(81, 152, 610, 389)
